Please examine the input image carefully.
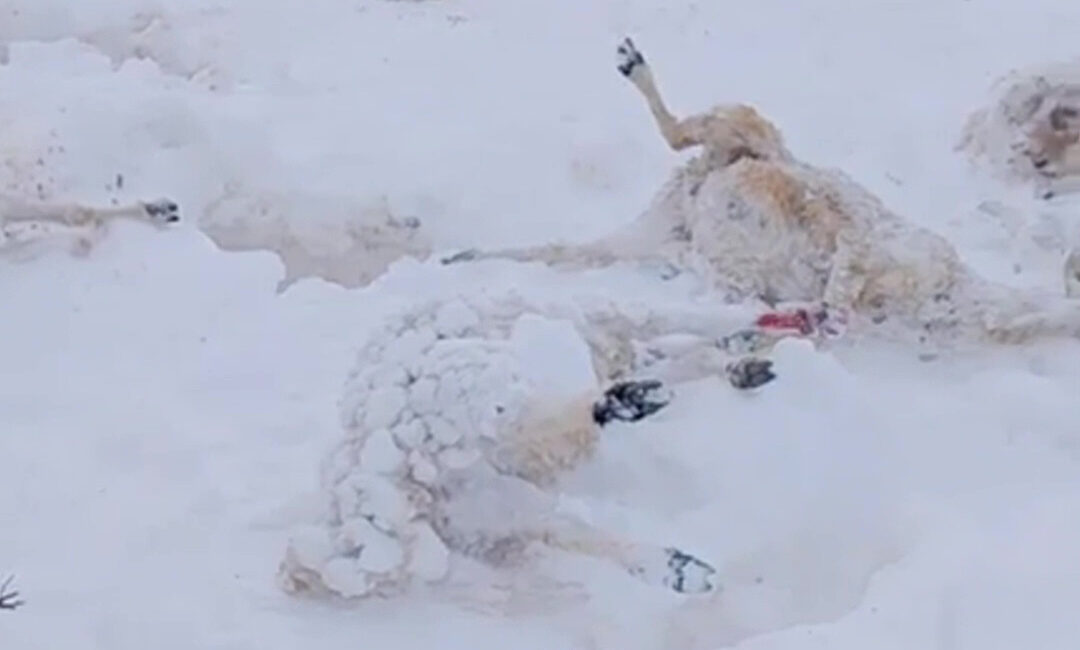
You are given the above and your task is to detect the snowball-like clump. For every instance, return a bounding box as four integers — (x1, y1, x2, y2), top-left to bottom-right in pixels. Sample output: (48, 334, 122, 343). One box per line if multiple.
(279, 295, 600, 599)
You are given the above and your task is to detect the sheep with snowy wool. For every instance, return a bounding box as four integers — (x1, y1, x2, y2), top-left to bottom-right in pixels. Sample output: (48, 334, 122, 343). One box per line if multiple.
(446, 39, 1080, 352)
(276, 293, 795, 601)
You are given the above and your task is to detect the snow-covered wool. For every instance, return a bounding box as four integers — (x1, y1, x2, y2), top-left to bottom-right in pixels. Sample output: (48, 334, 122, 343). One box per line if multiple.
(957, 61, 1080, 198)
(445, 39, 1080, 352)
(278, 293, 733, 601)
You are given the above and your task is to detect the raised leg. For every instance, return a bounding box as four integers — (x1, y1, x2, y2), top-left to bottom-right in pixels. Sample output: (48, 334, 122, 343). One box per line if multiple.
(616, 37, 701, 152)
(0, 575, 23, 611)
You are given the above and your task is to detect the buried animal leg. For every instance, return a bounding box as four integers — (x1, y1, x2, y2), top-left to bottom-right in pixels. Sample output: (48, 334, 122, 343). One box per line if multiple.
(0, 196, 180, 228)
(986, 300, 1080, 343)
(1038, 173, 1080, 199)
(534, 515, 717, 595)
(101, 198, 181, 225)
(440, 235, 668, 272)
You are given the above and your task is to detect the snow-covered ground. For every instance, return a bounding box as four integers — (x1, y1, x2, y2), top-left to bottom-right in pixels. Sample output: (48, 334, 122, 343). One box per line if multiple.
(4, 1, 1080, 648)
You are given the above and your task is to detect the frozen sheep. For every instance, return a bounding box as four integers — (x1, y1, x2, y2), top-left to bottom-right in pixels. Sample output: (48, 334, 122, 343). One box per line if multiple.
(446, 39, 1080, 352)
(277, 293, 757, 602)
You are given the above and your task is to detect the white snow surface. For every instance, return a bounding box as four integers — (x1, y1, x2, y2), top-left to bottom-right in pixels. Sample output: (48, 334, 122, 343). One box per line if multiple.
(4, 1, 1080, 649)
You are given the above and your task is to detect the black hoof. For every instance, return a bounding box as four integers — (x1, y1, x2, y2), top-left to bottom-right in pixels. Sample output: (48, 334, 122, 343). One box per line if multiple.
(662, 547, 716, 594)
(592, 379, 671, 426)
(144, 199, 180, 223)
(616, 37, 646, 77)
(725, 357, 776, 390)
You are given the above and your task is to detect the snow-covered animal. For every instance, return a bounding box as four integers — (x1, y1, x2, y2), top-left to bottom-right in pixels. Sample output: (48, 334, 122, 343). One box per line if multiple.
(445, 39, 1080, 352)
(1, 195, 180, 255)
(277, 293, 787, 603)
(203, 184, 432, 292)
(957, 61, 1080, 199)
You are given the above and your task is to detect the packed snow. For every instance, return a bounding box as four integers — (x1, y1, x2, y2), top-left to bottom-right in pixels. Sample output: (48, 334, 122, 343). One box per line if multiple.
(4, 1, 1080, 650)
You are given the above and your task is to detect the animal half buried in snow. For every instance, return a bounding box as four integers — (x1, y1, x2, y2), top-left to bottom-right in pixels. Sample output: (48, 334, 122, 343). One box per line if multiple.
(279, 294, 784, 602)
(445, 38, 1080, 353)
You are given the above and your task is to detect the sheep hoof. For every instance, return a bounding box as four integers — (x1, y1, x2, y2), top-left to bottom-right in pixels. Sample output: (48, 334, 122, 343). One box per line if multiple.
(141, 198, 181, 224)
(592, 379, 671, 426)
(661, 547, 717, 594)
(626, 547, 717, 594)
(616, 37, 646, 77)
(725, 357, 776, 390)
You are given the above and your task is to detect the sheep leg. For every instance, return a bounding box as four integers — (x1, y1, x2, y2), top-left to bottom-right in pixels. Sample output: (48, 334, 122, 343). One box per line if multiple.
(1, 196, 180, 228)
(535, 516, 717, 595)
(986, 298, 1080, 343)
(616, 37, 701, 152)
(821, 239, 865, 318)
(442, 240, 630, 270)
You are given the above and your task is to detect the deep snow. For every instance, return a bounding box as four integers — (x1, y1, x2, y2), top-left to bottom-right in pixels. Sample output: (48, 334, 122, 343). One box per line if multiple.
(4, 1, 1080, 649)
